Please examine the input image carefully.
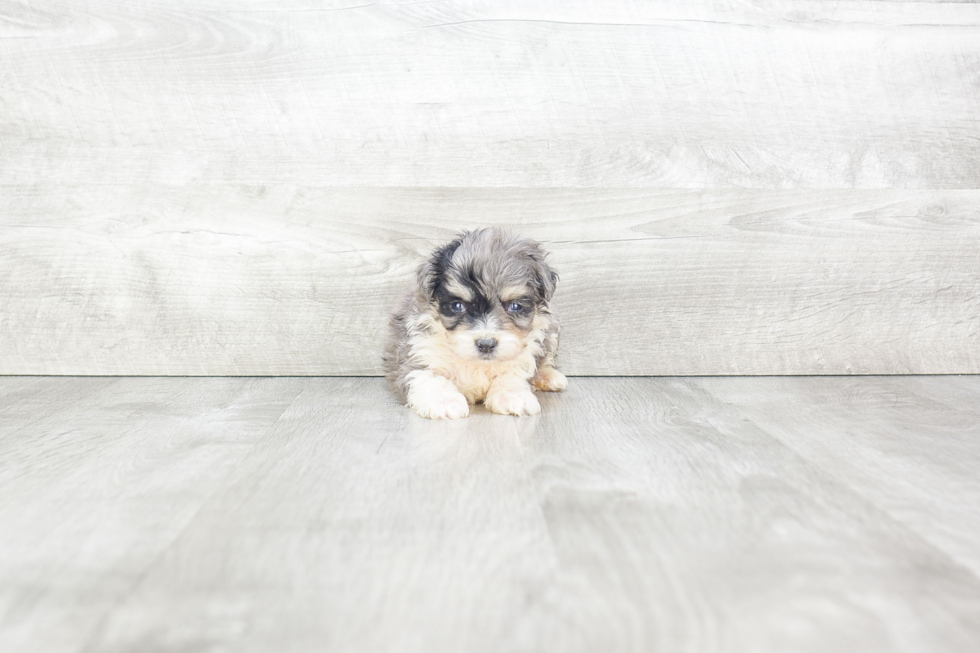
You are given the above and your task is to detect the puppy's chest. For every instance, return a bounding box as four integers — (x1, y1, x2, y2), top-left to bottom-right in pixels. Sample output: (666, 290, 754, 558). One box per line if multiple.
(437, 359, 527, 403)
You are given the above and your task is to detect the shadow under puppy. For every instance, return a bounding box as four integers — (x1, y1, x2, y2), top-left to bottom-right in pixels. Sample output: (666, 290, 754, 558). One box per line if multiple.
(384, 227, 567, 419)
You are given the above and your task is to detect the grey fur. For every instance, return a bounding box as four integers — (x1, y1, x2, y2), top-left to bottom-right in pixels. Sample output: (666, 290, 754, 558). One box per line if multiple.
(383, 227, 562, 403)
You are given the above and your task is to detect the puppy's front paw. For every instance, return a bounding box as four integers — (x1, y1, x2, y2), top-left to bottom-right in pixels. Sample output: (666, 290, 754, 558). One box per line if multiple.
(533, 367, 568, 392)
(485, 387, 541, 417)
(412, 390, 470, 420)
(405, 371, 470, 420)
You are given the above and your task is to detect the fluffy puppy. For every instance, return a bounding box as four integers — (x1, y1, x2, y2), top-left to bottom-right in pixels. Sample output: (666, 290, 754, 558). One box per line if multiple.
(383, 227, 567, 419)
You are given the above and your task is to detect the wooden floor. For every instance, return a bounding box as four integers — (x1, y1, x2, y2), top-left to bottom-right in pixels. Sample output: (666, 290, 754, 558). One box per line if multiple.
(1, 376, 979, 653)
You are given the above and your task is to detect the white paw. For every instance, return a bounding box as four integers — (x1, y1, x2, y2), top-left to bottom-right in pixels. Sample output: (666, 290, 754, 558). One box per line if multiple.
(485, 388, 541, 417)
(533, 368, 568, 392)
(411, 391, 470, 420)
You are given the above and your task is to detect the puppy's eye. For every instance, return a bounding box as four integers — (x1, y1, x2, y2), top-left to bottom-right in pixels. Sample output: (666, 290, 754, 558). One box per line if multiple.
(450, 301, 466, 314)
(506, 301, 524, 313)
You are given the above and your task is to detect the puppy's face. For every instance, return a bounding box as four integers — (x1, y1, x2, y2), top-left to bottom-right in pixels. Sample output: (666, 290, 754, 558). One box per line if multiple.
(420, 230, 557, 363)
(435, 280, 535, 362)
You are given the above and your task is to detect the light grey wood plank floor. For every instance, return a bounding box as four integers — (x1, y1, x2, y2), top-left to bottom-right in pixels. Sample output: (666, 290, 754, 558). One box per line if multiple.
(1, 376, 978, 652)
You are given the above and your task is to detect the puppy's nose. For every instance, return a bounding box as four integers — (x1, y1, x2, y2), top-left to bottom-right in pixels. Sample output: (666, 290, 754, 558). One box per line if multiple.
(476, 338, 498, 354)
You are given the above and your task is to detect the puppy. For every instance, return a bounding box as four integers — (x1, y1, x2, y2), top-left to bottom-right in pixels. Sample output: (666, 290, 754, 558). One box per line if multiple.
(383, 227, 567, 419)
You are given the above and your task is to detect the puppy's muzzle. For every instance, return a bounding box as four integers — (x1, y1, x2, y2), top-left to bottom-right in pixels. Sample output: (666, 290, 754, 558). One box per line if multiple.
(475, 338, 498, 355)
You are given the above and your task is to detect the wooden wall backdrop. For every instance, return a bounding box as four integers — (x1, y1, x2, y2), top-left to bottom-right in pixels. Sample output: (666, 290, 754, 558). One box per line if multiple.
(1, 0, 978, 375)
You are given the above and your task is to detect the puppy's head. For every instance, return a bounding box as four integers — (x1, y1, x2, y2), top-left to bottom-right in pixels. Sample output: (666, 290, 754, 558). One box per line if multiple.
(417, 227, 558, 362)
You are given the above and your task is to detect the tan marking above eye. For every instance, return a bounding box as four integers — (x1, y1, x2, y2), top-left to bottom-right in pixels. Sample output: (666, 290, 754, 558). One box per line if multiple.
(499, 286, 532, 303)
(443, 279, 475, 301)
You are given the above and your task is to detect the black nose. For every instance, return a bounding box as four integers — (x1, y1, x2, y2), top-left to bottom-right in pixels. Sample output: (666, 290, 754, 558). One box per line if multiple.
(476, 338, 498, 354)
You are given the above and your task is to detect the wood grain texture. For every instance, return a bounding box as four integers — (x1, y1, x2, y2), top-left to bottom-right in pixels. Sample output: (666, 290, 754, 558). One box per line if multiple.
(2, 376, 979, 652)
(2, 187, 978, 375)
(0, 377, 116, 424)
(85, 378, 558, 653)
(698, 375, 980, 576)
(3, 0, 980, 375)
(2, 0, 979, 187)
(517, 377, 980, 652)
(0, 377, 306, 653)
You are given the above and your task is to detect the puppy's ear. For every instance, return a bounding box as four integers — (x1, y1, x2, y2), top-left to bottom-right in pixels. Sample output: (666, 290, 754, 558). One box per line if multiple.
(417, 237, 462, 301)
(527, 245, 559, 304)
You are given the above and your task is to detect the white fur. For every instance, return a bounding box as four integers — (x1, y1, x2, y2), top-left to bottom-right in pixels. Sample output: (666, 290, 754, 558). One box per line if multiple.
(485, 374, 541, 416)
(405, 311, 548, 407)
(446, 321, 523, 362)
(405, 370, 470, 419)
